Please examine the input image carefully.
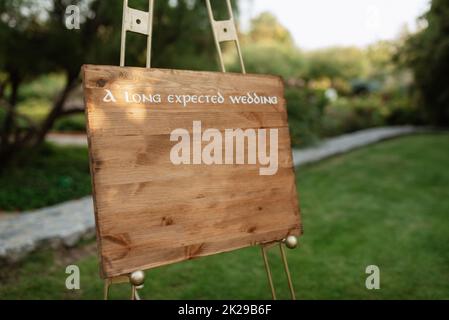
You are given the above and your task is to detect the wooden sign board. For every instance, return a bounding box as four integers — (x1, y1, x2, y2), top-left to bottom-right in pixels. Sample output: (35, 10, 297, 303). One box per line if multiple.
(82, 65, 301, 278)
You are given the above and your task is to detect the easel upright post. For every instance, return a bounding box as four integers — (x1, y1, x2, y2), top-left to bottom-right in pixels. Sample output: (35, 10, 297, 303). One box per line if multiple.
(205, 0, 246, 73)
(120, 0, 155, 68)
(106, 0, 155, 299)
(205, 0, 299, 301)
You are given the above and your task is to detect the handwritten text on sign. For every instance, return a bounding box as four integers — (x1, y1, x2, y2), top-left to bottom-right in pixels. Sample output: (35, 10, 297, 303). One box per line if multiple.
(102, 90, 279, 175)
(102, 89, 279, 107)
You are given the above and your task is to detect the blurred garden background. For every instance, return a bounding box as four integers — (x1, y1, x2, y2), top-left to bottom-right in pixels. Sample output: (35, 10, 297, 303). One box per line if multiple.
(0, 0, 448, 299)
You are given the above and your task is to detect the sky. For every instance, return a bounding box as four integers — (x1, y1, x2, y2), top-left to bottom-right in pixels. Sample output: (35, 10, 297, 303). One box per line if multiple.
(239, 0, 430, 50)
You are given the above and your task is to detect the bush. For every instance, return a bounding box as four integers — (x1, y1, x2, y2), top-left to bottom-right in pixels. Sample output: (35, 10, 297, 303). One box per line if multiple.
(384, 93, 425, 125)
(53, 114, 86, 132)
(228, 43, 307, 79)
(320, 93, 419, 137)
(18, 74, 65, 102)
(285, 88, 327, 147)
(0, 143, 91, 211)
(321, 96, 386, 136)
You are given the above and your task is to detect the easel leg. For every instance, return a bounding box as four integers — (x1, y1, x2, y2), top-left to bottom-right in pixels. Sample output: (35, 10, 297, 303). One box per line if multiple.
(260, 236, 298, 300)
(104, 280, 110, 300)
(129, 270, 145, 300)
(131, 285, 137, 300)
(279, 243, 296, 300)
(103, 270, 145, 300)
(261, 245, 277, 300)
(130, 285, 143, 300)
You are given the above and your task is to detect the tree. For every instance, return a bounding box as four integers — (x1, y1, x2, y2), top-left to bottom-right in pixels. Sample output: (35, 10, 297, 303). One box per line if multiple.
(366, 41, 396, 81)
(238, 43, 305, 79)
(247, 11, 294, 47)
(229, 12, 306, 79)
(0, 0, 123, 163)
(306, 47, 369, 81)
(401, 0, 449, 126)
(0, 0, 234, 163)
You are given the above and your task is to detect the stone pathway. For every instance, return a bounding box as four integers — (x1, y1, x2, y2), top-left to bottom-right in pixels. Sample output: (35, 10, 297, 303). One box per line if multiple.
(292, 126, 422, 166)
(0, 126, 424, 263)
(47, 133, 87, 146)
(0, 197, 94, 263)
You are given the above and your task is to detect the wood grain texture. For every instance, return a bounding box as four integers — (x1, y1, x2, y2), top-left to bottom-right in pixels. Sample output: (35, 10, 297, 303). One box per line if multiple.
(82, 65, 301, 278)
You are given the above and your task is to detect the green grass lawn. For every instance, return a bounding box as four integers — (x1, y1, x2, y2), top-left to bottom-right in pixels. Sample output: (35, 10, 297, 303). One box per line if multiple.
(0, 144, 91, 211)
(0, 134, 448, 299)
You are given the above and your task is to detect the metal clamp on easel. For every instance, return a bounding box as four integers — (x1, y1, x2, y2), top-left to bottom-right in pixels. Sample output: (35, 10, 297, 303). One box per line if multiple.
(104, 0, 299, 300)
